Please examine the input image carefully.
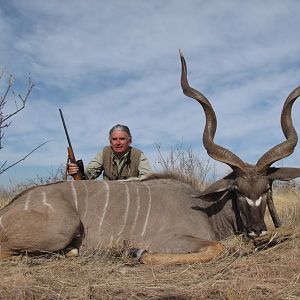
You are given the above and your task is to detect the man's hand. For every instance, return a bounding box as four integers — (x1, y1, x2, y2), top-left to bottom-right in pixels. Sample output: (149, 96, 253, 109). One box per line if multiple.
(68, 162, 79, 176)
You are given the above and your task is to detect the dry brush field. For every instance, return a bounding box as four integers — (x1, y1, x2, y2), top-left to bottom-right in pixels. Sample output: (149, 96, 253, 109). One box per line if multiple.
(0, 186, 298, 300)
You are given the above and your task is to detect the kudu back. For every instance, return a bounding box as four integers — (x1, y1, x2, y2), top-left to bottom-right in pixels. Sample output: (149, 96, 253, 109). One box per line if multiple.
(0, 51, 299, 264)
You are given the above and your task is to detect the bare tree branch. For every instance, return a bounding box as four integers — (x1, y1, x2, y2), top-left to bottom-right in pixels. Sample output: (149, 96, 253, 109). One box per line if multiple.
(0, 73, 44, 175)
(0, 160, 7, 172)
(0, 76, 34, 126)
(0, 140, 53, 175)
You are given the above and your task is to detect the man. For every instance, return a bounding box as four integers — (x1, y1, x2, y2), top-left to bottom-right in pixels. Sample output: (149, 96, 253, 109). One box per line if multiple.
(68, 124, 152, 180)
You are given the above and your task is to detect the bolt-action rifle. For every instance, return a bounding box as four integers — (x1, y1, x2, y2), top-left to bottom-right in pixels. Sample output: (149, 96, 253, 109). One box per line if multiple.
(59, 108, 85, 180)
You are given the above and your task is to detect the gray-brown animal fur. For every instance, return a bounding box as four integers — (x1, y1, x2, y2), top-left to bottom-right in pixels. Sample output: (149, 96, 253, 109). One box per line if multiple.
(0, 51, 299, 265)
(0, 179, 225, 264)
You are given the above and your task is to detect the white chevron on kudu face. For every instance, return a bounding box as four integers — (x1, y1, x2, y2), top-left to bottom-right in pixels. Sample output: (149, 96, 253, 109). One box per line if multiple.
(246, 196, 262, 207)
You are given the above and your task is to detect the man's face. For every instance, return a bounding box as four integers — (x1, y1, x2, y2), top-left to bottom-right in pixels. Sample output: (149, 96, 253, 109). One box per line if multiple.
(110, 130, 132, 157)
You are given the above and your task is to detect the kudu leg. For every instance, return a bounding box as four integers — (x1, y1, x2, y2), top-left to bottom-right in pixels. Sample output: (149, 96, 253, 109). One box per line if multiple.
(139, 241, 225, 265)
(267, 186, 281, 228)
(63, 221, 84, 257)
(65, 248, 79, 257)
(0, 203, 82, 258)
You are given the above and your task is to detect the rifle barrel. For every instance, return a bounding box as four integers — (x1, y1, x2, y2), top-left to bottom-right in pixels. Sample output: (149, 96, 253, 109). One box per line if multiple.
(59, 108, 72, 149)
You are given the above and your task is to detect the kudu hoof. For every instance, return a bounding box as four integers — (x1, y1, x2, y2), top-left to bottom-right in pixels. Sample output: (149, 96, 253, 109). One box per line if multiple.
(65, 248, 79, 257)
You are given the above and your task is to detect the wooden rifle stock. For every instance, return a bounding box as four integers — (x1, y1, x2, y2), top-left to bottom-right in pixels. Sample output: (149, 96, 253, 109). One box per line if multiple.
(67, 147, 82, 180)
(59, 108, 85, 180)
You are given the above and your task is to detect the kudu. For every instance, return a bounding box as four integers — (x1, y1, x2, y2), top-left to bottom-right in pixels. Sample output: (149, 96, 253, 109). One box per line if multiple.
(0, 52, 299, 265)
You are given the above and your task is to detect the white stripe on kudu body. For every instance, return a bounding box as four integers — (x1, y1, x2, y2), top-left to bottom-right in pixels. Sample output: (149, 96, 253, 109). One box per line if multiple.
(141, 182, 152, 237)
(42, 192, 55, 212)
(117, 182, 130, 237)
(81, 181, 89, 221)
(70, 181, 79, 211)
(98, 181, 110, 230)
(130, 185, 141, 235)
(24, 189, 32, 211)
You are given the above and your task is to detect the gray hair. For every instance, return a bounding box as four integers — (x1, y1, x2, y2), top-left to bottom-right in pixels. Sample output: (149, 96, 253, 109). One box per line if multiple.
(109, 124, 132, 140)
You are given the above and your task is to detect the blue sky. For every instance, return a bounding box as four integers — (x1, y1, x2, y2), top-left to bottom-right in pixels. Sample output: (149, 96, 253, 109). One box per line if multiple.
(1, 0, 300, 188)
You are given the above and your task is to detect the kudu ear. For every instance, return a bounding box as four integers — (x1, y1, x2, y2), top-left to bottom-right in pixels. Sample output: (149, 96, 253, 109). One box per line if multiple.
(267, 167, 300, 181)
(193, 173, 235, 201)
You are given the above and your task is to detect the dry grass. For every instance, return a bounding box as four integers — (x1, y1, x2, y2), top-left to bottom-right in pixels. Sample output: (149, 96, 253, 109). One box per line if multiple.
(272, 188, 300, 226)
(154, 144, 216, 191)
(0, 189, 298, 299)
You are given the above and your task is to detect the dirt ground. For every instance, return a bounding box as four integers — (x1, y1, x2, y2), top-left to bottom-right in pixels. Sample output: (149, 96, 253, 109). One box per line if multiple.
(0, 191, 298, 300)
